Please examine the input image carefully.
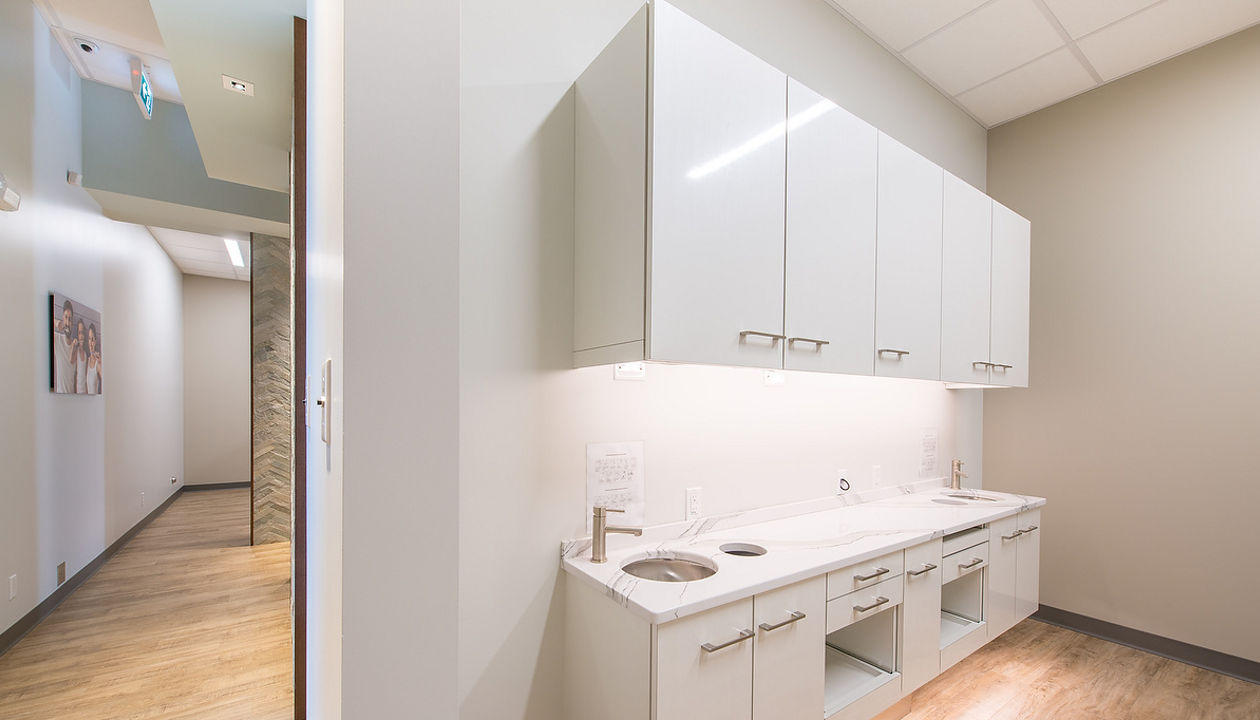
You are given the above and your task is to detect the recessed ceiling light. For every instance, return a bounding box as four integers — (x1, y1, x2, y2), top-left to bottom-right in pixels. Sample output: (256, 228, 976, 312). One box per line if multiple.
(73, 37, 98, 54)
(224, 238, 245, 268)
(221, 74, 255, 97)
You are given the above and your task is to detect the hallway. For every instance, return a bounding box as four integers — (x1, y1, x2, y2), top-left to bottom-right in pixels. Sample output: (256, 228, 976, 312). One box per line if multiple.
(0, 488, 292, 719)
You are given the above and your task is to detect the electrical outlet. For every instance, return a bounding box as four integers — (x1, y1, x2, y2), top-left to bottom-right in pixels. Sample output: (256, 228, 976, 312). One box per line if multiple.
(835, 469, 850, 495)
(613, 362, 646, 380)
(56, 562, 66, 586)
(8, 574, 16, 601)
(872, 465, 883, 488)
(686, 487, 702, 520)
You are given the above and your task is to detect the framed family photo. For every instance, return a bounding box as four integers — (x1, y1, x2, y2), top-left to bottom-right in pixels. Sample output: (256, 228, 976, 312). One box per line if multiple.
(49, 292, 103, 395)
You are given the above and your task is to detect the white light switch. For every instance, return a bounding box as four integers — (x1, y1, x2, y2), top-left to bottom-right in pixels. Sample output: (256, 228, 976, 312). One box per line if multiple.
(872, 465, 883, 488)
(8, 574, 16, 601)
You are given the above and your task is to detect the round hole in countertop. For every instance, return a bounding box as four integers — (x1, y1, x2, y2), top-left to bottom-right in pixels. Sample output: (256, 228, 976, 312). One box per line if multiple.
(720, 543, 767, 557)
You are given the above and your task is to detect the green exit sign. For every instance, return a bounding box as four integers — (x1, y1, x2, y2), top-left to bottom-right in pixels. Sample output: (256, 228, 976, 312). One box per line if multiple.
(130, 58, 153, 120)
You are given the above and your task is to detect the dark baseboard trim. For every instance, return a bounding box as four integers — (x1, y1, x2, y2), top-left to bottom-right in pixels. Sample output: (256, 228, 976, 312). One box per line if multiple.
(1034, 605, 1260, 685)
(0, 487, 184, 658)
(183, 481, 251, 491)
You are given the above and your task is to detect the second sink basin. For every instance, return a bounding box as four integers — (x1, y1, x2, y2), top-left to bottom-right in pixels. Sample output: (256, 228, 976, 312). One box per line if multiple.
(621, 555, 717, 582)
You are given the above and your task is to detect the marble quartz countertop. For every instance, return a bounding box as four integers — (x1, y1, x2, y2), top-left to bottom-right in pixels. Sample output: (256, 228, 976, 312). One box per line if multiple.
(560, 481, 1045, 624)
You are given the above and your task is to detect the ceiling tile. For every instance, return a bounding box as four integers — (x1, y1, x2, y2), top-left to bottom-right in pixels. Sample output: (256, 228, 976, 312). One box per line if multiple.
(827, 0, 991, 51)
(1077, 0, 1260, 81)
(902, 0, 1065, 95)
(1040, 0, 1161, 39)
(957, 48, 1097, 126)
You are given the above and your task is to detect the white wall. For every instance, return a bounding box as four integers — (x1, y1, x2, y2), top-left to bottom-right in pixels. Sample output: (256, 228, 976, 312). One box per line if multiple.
(0, 5, 184, 636)
(986, 26, 1260, 663)
(182, 275, 250, 486)
(457, 2, 988, 718)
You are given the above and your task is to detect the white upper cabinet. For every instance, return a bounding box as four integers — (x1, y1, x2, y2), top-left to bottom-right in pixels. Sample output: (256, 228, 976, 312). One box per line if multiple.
(940, 173, 994, 384)
(875, 133, 943, 380)
(649, 0, 787, 368)
(784, 79, 877, 375)
(989, 202, 1031, 387)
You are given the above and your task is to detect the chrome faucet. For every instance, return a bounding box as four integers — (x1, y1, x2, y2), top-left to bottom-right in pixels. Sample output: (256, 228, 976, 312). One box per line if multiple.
(951, 459, 968, 490)
(591, 507, 642, 563)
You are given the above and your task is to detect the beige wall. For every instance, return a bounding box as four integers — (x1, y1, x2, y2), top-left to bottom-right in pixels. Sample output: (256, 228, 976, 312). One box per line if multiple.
(182, 275, 250, 486)
(458, 2, 987, 718)
(986, 26, 1260, 662)
(1, 5, 184, 636)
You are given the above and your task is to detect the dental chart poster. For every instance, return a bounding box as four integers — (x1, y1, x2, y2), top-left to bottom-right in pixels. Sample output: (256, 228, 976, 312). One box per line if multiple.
(586, 441, 645, 532)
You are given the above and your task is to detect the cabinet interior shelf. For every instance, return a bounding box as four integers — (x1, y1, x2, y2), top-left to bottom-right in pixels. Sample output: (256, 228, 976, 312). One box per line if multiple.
(823, 645, 898, 716)
(939, 610, 983, 650)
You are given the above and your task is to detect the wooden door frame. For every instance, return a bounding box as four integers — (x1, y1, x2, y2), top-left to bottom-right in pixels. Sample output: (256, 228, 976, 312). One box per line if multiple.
(292, 15, 308, 720)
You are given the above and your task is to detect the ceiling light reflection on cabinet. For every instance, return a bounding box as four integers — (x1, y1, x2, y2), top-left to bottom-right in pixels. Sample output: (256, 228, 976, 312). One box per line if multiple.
(687, 100, 835, 180)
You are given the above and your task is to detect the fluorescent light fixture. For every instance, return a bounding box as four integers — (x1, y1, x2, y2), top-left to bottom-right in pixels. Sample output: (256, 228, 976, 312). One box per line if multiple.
(224, 238, 245, 267)
(687, 100, 836, 180)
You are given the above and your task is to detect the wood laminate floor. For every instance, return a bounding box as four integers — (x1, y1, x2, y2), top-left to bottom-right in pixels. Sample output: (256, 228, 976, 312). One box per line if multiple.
(0, 488, 293, 720)
(904, 619, 1260, 720)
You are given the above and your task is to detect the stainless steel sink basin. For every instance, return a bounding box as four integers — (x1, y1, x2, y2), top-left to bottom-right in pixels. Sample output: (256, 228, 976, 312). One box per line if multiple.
(621, 556, 717, 582)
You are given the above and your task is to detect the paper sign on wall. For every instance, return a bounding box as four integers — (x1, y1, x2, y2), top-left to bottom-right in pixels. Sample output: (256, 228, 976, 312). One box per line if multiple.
(920, 429, 939, 479)
(586, 441, 645, 532)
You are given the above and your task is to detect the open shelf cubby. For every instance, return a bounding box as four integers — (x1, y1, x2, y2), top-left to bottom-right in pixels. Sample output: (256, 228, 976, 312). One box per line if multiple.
(823, 604, 899, 717)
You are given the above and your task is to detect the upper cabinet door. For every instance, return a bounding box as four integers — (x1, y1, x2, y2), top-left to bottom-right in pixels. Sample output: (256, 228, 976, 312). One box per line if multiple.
(649, 1, 787, 368)
(875, 133, 943, 380)
(940, 174, 993, 384)
(784, 79, 877, 375)
(990, 202, 1031, 387)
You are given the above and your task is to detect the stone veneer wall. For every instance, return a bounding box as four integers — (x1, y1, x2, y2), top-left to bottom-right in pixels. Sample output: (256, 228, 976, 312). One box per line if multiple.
(251, 232, 293, 545)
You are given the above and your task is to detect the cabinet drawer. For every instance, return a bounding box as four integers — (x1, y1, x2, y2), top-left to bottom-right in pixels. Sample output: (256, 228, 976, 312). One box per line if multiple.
(941, 526, 987, 557)
(827, 550, 904, 599)
(826, 576, 903, 633)
(941, 542, 988, 585)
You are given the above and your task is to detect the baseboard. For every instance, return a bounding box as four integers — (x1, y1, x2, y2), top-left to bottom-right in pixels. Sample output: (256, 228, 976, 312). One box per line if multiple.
(1034, 605, 1260, 685)
(183, 481, 251, 491)
(0, 487, 184, 658)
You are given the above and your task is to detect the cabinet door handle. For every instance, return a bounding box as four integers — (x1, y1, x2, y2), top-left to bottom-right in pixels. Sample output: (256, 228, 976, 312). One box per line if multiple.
(907, 563, 937, 577)
(701, 629, 754, 653)
(740, 330, 786, 342)
(853, 596, 890, 613)
(788, 337, 829, 346)
(878, 348, 910, 358)
(959, 557, 985, 571)
(1020, 525, 1038, 533)
(1001, 530, 1025, 541)
(758, 611, 806, 633)
(972, 361, 996, 369)
(991, 363, 1013, 370)
(854, 567, 890, 582)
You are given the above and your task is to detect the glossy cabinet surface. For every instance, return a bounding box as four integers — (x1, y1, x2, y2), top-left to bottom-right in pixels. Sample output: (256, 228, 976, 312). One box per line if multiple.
(784, 79, 877, 375)
(900, 540, 943, 695)
(940, 173, 994, 384)
(874, 133, 943, 381)
(753, 577, 826, 720)
(655, 596, 754, 720)
(989, 202, 1032, 387)
(650, 0, 787, 369)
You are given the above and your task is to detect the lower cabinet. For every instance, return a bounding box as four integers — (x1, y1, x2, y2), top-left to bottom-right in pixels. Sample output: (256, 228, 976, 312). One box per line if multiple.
(986, 509, 1042, 638)
(563, 512, 1041, 720)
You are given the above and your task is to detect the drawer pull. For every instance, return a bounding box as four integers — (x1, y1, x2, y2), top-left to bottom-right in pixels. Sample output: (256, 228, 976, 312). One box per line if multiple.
(740, 330, 786, 342)
(854, 567, 890, 582)
(853, 596, 890, 613)
(907, 563, 937, 577)
(701, 629, 754, 653)
(758, 611, 806, 633)
(788, 337, 829, 347)
(959, 557, 985, 571)
(1001, 530, 1025, 541)
(878, 348, 910, 358)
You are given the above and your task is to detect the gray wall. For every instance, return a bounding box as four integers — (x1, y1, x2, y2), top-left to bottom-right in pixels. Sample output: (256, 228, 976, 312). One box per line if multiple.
(986, 25, 1260, 662)
(251, 233, 293, 545)
(80, 81, 288, 224)
(183, 275, 250, 486)
(0, 5, 184, 637)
